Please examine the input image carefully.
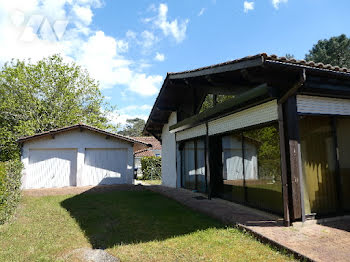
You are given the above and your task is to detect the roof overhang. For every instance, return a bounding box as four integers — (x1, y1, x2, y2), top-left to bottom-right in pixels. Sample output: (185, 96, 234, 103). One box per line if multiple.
(17, 123, 151, 147)
(144, 53, 350, 139)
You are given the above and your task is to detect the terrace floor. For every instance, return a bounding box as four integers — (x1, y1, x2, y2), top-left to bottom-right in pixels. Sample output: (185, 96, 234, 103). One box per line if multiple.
(148, 185, 350, 262)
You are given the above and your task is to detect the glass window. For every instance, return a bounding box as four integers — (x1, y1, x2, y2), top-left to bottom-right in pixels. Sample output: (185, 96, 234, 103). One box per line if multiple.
(182, 141, 196, 190)
(181, 138, 206, 193)
(243, 125, 283, 214)
(196, 139, 206, 193)
(221, 134, 245, 202)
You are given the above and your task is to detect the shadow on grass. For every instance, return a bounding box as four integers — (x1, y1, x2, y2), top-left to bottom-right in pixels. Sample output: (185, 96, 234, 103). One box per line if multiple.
(60, 187, 223, 249)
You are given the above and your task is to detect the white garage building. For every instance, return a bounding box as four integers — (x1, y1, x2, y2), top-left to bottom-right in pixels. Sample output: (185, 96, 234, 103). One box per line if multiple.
(18, 124, 148, 189)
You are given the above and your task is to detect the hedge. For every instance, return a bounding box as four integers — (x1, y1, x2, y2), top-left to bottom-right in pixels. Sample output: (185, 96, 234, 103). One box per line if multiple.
(141, 156, 161, 180)
(0, 159, 23, 224)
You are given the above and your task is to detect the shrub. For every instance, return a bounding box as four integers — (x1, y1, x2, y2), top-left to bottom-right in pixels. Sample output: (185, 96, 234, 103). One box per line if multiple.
(141, 156, 161, 180)
(0, 159, 23, 224)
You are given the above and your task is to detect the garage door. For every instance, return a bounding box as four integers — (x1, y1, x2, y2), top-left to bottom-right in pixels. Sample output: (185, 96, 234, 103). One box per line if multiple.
(82, 148, 128, 186)
(26, 149, 77, 189)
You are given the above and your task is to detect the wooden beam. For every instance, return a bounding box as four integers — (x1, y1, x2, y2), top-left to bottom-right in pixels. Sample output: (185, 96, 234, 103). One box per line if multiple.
(278, 104, 291, 226)
(150, 118, 168, 125)
(169, 57, 264, 80)
(149, 131, 162, 142)
(279, 69, 306, 105)
(283, 96, 303, 221)
(169, 83, 271, 133)
(156, 106, 177, 112)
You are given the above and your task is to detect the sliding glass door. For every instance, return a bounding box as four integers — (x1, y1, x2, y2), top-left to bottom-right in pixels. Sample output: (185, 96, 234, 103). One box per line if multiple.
(336, 118, 350, 212)
(299, 116, 338, 216)
(217, 124, 283, 214)
(181, 138, 206, 193)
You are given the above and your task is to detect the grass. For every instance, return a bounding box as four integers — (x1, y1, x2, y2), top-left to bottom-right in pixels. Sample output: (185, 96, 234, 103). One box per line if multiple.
(142, 179, 162, 185)
(0, 190, 295, 262)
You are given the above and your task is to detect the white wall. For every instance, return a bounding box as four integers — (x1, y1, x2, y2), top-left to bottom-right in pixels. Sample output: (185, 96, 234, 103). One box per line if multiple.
(161, 112, 177, 187)
(297, 95, 350, 115)
(21, 129, 134, 188)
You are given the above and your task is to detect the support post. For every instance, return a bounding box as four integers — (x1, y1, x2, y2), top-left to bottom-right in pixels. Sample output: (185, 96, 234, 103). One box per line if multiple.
(205, 122, 211, 199)
(282, 96, 304, 221)
(278, 104, 291, 226)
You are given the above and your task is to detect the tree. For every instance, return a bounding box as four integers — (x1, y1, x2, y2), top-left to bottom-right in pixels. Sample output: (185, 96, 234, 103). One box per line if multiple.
(305, 34, 350, 68)
(118, 118, 146, 137)
(0, 54, 116, 161)
(200, 94, 234, 113)
(285, 53, 295, 60)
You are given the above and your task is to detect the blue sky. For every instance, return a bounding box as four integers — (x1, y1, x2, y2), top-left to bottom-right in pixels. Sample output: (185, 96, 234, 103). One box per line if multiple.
(0, 0, 349, 126)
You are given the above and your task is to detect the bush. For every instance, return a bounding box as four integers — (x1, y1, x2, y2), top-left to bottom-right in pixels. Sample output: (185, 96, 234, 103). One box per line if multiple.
(0, 159, 23, 224)
(141, 156, 161, 180)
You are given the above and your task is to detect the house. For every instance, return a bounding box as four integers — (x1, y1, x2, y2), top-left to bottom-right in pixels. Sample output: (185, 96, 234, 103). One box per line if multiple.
(144, 53, 350, 226)
(133, 136, 162, 177)
(18, 123, 149, 189)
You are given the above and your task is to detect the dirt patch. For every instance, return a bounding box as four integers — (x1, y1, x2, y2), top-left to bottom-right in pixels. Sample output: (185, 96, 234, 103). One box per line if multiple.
(23, 184, 145, 197)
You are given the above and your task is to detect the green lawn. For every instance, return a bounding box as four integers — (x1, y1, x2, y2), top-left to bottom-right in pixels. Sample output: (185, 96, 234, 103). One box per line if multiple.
(0, 190, 295, 262)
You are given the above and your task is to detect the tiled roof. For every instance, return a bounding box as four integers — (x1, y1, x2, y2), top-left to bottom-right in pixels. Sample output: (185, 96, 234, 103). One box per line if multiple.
(17, 123, 148, 145)
(168, 53, 350, 76)
(134, 148, 157, 157)
(133, 136, 161, 150)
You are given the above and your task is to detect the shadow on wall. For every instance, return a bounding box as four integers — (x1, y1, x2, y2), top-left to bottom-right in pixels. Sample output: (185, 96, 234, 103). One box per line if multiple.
(60, 186, 223, 249)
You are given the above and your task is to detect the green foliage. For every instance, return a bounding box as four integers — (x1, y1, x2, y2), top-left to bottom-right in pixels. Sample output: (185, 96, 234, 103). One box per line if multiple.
(200, 94, 234, 113)
(118, 118, 146, 137)
(305, 34, 350, 68)
(285, 54, 295, 60)
(0, 159, 23, 224)
(140, 156, 161, 180)
(0, 54, 116, 161)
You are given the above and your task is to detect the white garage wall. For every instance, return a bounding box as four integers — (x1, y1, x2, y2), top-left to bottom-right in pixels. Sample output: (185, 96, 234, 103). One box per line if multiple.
(161, 112, 177, 188)
(26, 149, 77, 188)
(83, 148, 128, 186)
(21, 129, 134, 188)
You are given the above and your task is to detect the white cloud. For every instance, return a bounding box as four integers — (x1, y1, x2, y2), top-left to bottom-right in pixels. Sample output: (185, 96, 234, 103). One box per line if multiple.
(109, 111, 149, 127)
(128, 73, 163, 96)
(116, 39, 129, 53)
(0, 0, 163, 97)
(244, 1, 254, 13)
(126, 30, 137, 39)
(272, 0, 288, 9)
(76, 31, 133, 89)
(0, 0, 99, 63)
(120, 104, 152, 112)
(75, 31, 163, 95)
(154, 52, 165, 61)
(108, 104, 152, 126)
(198, 8, 206, 16)
(72, 4, 93, 25)
(152, 3, 189, 43)
(141, 30, 159, 49)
